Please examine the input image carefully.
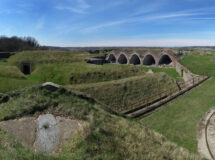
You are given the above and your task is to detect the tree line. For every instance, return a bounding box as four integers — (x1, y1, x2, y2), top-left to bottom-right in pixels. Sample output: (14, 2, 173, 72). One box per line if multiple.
(0, 36, 45, 52)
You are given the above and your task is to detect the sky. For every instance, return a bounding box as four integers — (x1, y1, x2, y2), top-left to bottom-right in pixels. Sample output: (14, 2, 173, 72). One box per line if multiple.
(1, 0, 215, 47)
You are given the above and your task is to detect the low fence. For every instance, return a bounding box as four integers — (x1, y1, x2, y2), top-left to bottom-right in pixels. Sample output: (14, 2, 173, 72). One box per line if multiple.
(126, 75, 210, 118)
(122, 75, 207, 114)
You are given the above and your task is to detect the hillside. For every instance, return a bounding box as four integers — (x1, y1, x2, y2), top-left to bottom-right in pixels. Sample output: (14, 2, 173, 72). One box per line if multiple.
(0, 85, 201, 160)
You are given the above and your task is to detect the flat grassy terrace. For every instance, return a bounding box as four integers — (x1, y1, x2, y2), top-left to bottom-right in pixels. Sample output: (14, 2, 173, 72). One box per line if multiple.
(139, 66, 182, 81)
(141, 53, 215, 153)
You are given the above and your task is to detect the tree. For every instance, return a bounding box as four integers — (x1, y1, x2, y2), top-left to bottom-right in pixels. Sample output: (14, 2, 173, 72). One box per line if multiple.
(0, 36, 40, 52)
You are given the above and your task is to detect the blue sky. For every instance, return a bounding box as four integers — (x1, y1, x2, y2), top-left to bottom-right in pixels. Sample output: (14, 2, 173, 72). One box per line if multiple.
(1, 0, 215, 47)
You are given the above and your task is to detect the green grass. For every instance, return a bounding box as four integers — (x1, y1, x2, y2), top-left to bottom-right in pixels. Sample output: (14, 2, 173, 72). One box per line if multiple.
(139, 66, 182, 80)
(0, 86, 201, 160)
(27, 62, 142, 85)
(0, 77, 38, 93)
(141, 53, 215, 153)
(69, 73, 178, 113)
(0, 51, 144, 92)
(181, 54, 215, 76)
(7, 50, 93, 70)
(0, 65, 26, 79)
(141, 78, 215, 153)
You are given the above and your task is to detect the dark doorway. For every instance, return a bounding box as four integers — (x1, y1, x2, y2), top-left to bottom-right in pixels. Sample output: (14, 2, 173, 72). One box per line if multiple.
(21, 63, 31, 75)
(129, 54, 141, 65)
(143, 55, 156, 66)
(108, 54, 116, 63)
(118, 54, 128, 64)
(181, 69, 184, 77)
(158, 55, 172, 65)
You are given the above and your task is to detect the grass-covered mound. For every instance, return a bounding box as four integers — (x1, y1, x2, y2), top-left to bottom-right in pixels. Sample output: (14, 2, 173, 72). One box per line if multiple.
(28, 63, 142, 85)
(0, 65, 26, 79)
(0, 86, 200, 160)
(69, 73, 178, 113)
(8, 50, 91, 70)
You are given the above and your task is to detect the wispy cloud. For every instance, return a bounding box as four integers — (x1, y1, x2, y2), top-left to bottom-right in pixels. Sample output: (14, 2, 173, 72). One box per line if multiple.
(83, 11, 204, 33)
(56, 0, 91, 14)
(68, 39, 215, 47)
(0, 9, 24, 14)
(35, 17, 45, 30)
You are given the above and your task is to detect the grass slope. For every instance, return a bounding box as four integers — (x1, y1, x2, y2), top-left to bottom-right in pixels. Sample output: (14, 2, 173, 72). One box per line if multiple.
(181, 54, 215, 76)
(0, 86, 201, 160)
(139, 66, 182, 80)
(28, 63, 142, 85)
(141, 54, 215, 153)
(69, 73, 178, 113)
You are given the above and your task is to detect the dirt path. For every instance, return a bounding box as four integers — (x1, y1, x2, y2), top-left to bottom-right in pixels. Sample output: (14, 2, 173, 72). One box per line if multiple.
(197, 107, 215, 160)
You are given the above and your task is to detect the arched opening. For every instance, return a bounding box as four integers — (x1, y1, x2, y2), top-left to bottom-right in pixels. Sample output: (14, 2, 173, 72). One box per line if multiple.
(158, 55, 172, 65)
(21, 62, 31, 75)
(129, 54, 141, 65)
(118, 54, 128, 64)
(143, 55, 156, 66)
(107, 54, 116, 63)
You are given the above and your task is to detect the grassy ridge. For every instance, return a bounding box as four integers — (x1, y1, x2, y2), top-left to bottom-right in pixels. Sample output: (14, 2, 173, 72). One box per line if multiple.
(69, 73, 178, 113)
(0, 86, 200, 160)
(28, 63, 142, 85)
(8, 50, 92, 70)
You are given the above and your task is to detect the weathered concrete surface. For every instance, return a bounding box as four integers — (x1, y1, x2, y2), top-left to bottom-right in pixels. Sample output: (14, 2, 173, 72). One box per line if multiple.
(0, 117, 36, 149)
(34, 114, 59, 153)
(197, 107, 215, 160)
(41, 82, 60, 91)
(146, 69, 154, 74)
(175, 61, 197, 83)
(56, 116, 85, 150)
(0, 114, 86, 153)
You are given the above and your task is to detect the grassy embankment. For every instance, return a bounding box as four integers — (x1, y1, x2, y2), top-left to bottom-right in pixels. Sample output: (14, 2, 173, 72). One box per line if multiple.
(69, 73, 178, 113)
(0, 86, 201, 160)
(141, 53, 215, 153)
